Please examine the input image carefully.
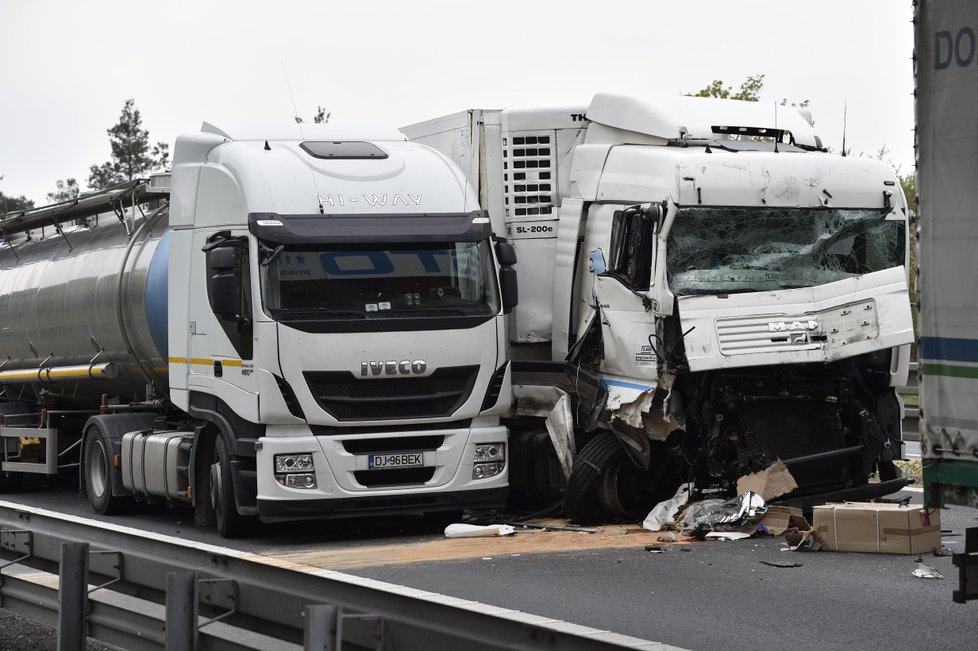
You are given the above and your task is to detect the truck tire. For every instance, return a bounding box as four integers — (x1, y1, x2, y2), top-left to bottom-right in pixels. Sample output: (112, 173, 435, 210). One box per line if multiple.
(210, 436, 249, 538)
(83, 424, 130, 515)
(564, 432, 663, 525)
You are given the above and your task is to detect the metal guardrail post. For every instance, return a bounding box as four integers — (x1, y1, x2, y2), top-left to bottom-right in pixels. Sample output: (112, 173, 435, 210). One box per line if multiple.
(303, 604, 338, 651)
(58, 541, 89, 651)
(166, 571, 198, 651)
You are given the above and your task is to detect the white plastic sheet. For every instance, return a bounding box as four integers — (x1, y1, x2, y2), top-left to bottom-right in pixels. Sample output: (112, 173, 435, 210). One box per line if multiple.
(444, 524, 516, 538)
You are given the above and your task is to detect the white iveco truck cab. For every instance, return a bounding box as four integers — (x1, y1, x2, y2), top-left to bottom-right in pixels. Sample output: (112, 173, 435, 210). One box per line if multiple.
(405, 94, 915, 522)
(0, 122, 515, 536)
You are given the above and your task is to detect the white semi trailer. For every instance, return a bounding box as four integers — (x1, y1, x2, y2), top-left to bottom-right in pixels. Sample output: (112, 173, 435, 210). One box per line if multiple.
(0, 122, 516, 537)
(915, 0, 978, 601)
(404, 94, 916, 522)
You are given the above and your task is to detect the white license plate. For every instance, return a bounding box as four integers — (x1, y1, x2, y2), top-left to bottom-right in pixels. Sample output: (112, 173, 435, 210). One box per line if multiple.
(368, 452, 424, 470)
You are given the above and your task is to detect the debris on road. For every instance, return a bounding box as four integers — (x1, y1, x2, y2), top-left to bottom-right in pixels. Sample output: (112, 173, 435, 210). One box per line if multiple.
(813, 502, 941, 554)
(642, 483, 691, 532)
(759, 560, 803, 568)
(644, 545, 664, 553)
(912, 563, 944, 579)
(444, 523, 516, 538)
(505, 522, 601, 533)
(679, 491, 767, 536)
(705, 532, 753, 541)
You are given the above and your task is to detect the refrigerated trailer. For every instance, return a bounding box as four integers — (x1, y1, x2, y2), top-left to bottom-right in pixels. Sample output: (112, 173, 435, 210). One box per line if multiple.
(0, 122, 517, 537)
(405, 94, 916, 522)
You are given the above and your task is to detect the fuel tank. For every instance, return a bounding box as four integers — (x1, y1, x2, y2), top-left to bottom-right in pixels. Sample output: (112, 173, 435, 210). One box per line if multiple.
(0, 206, 169, 400)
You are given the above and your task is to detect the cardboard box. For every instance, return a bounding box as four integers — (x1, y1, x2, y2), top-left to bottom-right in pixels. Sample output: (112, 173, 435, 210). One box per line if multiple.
(813, 502, 941, 554)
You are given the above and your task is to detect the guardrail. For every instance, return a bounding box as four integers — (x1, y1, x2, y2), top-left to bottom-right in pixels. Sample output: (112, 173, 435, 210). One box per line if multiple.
(0, 501, 663, 651)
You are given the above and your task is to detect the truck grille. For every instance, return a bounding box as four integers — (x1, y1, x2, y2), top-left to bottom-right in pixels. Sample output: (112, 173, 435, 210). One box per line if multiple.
(304, 366, 479, 421)
(503, 132, 556, 218)
(354, 467, 436, 487)
(715, 300, 879, 356)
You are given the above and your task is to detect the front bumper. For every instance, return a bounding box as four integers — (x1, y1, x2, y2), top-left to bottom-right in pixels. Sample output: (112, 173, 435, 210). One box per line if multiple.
(254, 423, 508, 522)
(258, 486, 507, 522)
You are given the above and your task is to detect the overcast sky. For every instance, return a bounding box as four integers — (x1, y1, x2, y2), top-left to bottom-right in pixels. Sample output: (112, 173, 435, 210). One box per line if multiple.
(0, 0, 914, 206)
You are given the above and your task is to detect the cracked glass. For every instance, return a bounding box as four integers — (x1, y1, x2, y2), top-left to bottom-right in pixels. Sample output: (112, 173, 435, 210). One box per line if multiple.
(666, 207, 904, 295)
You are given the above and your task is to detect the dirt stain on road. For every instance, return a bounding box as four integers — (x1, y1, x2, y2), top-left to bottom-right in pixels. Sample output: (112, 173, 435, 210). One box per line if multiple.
(260, 520, 696, 570)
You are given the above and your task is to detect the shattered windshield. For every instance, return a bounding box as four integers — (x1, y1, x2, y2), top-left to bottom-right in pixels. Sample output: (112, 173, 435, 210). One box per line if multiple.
(261, 240, 500, 322)
(666, 207, 905, 295)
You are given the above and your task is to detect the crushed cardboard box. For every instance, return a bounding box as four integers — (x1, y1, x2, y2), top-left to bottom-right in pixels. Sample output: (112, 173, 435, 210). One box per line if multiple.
(813, 502, 941, 555)
(774, 507, 821, 551)
(736, 460, 798, 501)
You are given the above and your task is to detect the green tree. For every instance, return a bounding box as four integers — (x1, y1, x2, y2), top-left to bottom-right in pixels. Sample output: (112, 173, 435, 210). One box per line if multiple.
(0, 174, 35, 214)
(87, 99, 169, 190)
(47, 177, 80, 203)
(690, 74, 766, 102)
(296, 105, 331, 124)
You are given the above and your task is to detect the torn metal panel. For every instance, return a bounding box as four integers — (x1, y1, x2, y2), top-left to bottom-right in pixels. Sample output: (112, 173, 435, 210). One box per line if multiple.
(544, 391, 576, 481)
(609, 383, 684, 444)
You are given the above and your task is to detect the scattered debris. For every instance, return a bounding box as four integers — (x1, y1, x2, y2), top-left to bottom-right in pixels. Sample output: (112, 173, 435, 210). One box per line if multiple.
(642, 483, 691, 532)
(736, 460, 798, 501)
(679, 491, 766, 536)
(705, 532, 753, 541)
(913, 563, 944, 579)
(644, 545, 664, 553)
(444, 524, 516, 538)
(657, 532, 677, 543)
(813, 502, 941, 554)
(783, 510, 820, 551)
(758, 506, 801, 536)
(760, 560, 803, 568)
(505, 522, 601, 533)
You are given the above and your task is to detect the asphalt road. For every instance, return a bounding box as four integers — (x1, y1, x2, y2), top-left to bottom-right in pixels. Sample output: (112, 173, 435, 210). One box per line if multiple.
(2, 482, 976, 651)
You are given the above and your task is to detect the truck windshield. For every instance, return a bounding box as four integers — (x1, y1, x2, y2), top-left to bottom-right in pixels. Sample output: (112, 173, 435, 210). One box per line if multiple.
(260, 240, 500, 322)
(666, 207, 905, 295)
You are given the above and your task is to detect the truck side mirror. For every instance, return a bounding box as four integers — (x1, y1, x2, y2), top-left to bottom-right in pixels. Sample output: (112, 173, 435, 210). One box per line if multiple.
(494, 240, 518, 314)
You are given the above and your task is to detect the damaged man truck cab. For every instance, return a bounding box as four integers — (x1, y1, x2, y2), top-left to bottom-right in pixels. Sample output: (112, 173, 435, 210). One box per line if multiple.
(404, 93, 915, 523)
(0, 121, 515, 537)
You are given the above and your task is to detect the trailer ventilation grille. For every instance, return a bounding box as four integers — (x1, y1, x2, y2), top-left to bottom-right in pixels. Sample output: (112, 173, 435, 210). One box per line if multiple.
(502, 132, 556, 219)
(304, 366, 479, 421)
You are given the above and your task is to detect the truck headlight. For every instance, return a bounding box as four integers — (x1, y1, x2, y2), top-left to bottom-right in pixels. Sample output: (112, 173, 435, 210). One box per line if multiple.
(274, 453, 317, 489)
(473, 443, 505, 479)
(474, 443, 505, 462)
(275, 453, 314, 473)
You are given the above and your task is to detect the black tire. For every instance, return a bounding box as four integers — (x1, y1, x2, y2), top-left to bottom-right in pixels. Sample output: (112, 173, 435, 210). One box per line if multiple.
(423, 509, 464, 533)
(83, 425, 130, 515)
(564, 432, 667, 525)
(210, 436, 249, 538)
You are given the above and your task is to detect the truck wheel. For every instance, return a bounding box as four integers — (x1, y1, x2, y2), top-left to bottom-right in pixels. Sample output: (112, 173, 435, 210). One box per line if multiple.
(210, 436, 248, 538)
(564, 432, 654, 525)
(83, 425, 129, 515)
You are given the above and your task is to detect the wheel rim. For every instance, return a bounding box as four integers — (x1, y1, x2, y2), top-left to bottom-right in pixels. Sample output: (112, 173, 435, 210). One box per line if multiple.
(597, 458, 629, 518)
(89, 439, 108, 499)
(210, 460, 223, 523)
